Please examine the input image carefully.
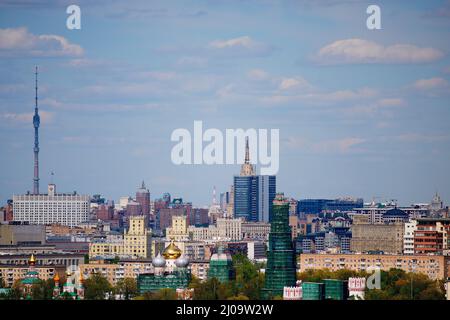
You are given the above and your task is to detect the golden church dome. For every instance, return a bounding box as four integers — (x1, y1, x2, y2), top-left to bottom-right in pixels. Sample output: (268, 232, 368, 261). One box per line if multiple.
(29, 254, 36, 266)
(162, 239, 182, 260)
(53, 273, 60, 282)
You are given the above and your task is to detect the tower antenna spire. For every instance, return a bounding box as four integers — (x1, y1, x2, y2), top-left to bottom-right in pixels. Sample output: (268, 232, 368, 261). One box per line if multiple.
(245, 136, 250, 164)
(33, 66, 40, 195)
(212, 186, 217, 205)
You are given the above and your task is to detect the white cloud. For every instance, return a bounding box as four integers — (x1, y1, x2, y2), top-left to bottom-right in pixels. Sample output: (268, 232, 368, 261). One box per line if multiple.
(378, 98, 406, 107)
(0, 27, 83, 57)
(278, 77, 313, 91)
(261, 87, 378, 106)
(208, 36, 273, 57)
(317, 38, 444, 64)
(209, 36, 255, 49)
(413, 77, 449, 90)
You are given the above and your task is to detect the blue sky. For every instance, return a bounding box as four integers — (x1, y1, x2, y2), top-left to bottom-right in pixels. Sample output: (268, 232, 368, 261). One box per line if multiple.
(1, 0, 450, 207)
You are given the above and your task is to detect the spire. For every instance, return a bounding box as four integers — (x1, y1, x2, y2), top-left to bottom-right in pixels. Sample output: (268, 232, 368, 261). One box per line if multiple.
(212, 186, 216, 205)
(141, 180, 145, 189)
(245, 136, 250, 164)
(239, 136, 255, 176)
(33, 66, 40, 195)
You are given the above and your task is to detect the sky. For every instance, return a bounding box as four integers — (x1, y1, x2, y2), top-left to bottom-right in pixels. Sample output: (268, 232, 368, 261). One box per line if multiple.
(1, 0, 450, 207)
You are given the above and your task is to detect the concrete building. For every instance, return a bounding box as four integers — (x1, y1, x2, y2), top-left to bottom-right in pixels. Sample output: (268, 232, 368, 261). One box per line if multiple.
(0, 252, 85, 268)
(189, 260, 210, 281)
(79, 259, 154, 285)
(414, 218, 450, 255)
(299, 253, 449, 280)
(136, 181, 150, 217)
(166, 215, 189, 241)
(187, 218, 243, 242)
(89, 215, 152, 259)
(0, 263, 66, 288)
(350, 215, 404, 254)
(96, 204, 114, 221)
(404, 220, 417, 255)
(0, 223, 45, 245)
(13, 184, 90, 227)
(241, 221, 271, 241)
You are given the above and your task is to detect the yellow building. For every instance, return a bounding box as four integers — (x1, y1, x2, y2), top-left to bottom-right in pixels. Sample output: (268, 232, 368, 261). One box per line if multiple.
(89, 216, 152, 259)
(166, 215, 189, 241)
(0, 263, 66, 287)
(79, 259, 153, 285)
(299, 253, 449, 280)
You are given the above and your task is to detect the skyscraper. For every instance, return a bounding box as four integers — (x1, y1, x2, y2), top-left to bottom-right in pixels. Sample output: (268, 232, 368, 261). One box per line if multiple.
(33, 66, 40, 195)
(234, 175, 259, 221)
(258, 175, 276, 222)
(136, 181, 150, 217)
(233, 137, 276, 222)
(262, 193, 297, 299)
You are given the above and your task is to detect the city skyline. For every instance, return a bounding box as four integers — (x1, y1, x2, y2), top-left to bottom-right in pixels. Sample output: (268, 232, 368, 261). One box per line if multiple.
(1, 1, 450, 206)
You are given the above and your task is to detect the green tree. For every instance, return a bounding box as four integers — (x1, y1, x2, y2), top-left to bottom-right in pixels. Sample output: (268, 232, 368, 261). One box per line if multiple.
(232, 254, 262, 299)
(227, 294, 249, 300)
(364, 269, 445, 300)
(114, 277, 137, 300)
(138, 288, 177, 300)
(83, 272, 112, 300)
(31, 278, 54, 300)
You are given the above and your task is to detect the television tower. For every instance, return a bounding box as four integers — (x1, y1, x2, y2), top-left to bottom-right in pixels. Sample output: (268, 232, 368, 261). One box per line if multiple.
(33, 66, 40, 195)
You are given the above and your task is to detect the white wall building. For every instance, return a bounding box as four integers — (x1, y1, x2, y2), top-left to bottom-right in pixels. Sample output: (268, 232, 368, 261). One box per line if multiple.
(403, 220, 417, 255)
(13, 184, 90, 227)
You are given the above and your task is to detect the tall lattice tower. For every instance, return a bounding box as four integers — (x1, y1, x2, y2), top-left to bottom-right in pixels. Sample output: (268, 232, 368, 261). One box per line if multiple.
(33, 66, 40, 195)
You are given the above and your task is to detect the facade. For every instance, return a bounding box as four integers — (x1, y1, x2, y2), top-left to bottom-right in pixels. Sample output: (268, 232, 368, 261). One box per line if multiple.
(0, 223, 45, 245)
(189, 208, 209, 227)
(262, 193, 297, 299)
(258, 175, 276, 222)
(136, 181, 150, 217)
(350, 220, 404, 254)
(299, 253, 450, 280)
(166, 215, 189, 241)
(234, 175, 259, 221)
(188, 218, 243, 242)
(414, 218, 450, 255)
(80, 259, 153, 285)
(189, 260, 210, 281)
(157, 207, 186, 231)
(0, 263, 65, 288)
(352, 205, 428, 224)
(89, 215, 152, 259)
(96, 204, 114, 221)
(0, 252, 84, 269)
(297, 198, 363, 215)
(241, 221, 271, 241)
(404, 220, 417, 255)
(13, 184, 90, 227)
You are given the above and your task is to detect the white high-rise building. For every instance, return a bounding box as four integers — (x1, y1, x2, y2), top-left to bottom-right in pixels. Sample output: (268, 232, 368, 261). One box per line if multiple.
(403, 220, 417, 255)
(13, 184, 90, 227)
